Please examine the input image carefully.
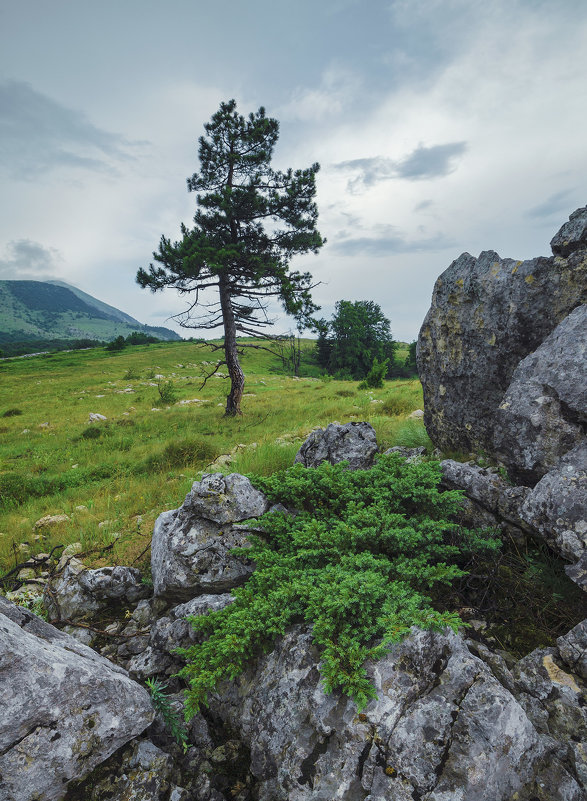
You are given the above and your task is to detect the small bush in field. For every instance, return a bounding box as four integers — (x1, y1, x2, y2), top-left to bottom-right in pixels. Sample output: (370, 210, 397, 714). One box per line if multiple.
(382, 393, 415, 417)
(143, 438, 218, 472)
(358, 357, 389, 389)
(80, 426, 102, 440)
(157, 380, 178, 405)
(2, 408, 22, 417)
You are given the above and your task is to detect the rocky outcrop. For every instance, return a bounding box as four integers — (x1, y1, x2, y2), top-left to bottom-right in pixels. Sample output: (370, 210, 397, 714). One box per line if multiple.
(207, 624, 585, 801)
(494, 304, 586, 484)
(0, 595, 153, 801)
(294, 421, 377, 469)
(418, 206, 587, 455)
(151, 473, 269, 601)
(520, 441, 587, 588)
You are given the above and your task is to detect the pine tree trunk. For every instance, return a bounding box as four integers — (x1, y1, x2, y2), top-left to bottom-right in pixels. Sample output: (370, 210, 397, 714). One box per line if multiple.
(219, 276, 244, 416)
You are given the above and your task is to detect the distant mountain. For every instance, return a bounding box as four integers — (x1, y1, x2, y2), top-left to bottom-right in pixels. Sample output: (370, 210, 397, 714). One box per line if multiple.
(0, 280, 181, 345)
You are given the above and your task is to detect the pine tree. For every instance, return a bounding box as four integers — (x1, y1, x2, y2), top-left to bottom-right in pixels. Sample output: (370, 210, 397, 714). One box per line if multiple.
(137, 99, 324, 415)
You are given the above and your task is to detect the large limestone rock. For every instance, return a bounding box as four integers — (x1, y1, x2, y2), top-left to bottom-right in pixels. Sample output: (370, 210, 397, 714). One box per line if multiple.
(0, 596, 153, 801)
(418, 207, 587, 455)
(494, 304, 586, 484)
(151, 473, 269, 601)
(294, 421, 378, 469)
(207, 625, 585, 801)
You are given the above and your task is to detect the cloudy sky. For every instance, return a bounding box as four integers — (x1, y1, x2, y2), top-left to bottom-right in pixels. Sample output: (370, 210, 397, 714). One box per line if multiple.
(1, 0, 586, 342)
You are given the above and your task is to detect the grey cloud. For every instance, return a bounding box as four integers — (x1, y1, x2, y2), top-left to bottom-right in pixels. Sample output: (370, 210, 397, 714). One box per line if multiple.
(0, 80, 144, 179)
(527, 190, 575, 219)
(333, 142, 467, 192)
(0, 239, 63, 279)
(331, 231, 455, 257)
(395, 142, 467, 179)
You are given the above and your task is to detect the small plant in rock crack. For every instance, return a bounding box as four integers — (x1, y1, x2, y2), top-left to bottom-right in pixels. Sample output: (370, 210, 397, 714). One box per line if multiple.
(145, 677, 189, 752)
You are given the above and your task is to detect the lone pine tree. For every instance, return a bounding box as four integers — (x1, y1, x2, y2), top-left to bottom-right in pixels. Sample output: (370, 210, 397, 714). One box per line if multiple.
(137, 99, 324, 415)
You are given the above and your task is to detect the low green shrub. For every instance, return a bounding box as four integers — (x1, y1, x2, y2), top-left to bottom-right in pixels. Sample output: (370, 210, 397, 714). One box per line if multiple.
(80, 426, 102, 440)
(358, 357, 389, 390)
(179, 454, 500, 718)
(157, 380, 178, 405)
(2, 408, 22, 417)
(142, 438, 218, 473)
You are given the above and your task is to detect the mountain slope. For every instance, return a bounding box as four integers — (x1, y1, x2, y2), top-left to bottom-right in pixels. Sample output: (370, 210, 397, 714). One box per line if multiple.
(0, 280, 180, 344)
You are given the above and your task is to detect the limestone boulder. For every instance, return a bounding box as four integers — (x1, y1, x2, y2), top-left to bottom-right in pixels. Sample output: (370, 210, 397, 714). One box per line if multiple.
(418, 207, 586, 455)
(206, 624, 584, 801)
(294, 421, 378, 469)
(494, 304, 586, 484)
(43, 559, 149, 621)
(0, 596, 153, 801)
(151, 473, 268, 601)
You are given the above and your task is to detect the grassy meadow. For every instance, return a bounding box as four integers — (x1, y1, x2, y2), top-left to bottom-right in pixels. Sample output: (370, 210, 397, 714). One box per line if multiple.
(0, 339, 426, 576)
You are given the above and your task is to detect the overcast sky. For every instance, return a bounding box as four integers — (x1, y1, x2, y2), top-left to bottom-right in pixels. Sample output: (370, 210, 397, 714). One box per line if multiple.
(1, 0, 586, 342)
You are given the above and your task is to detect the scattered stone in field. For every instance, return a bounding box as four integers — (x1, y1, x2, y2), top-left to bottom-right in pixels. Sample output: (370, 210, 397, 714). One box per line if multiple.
(89, 412, 107, 422)
(95, 394, 105, 398)
(75, 505, 88, 511)
(21, 429, 30, 433)
(217, 403, 224, 407)
(71, 463, 78, 468)
(151, 407, 161, 411)
(177, 398, 208, 405)
(17, 543, 30, 552)
(34, 553, 50, 560)
(98, 520, 113, 528)
(370, 399, 383, 404)
(154, 374, 165, 379)
(58, 542, 83, 567)
(38, 422, 50, 428)
(17, 567, 36, 580)
(409, 409, 425, 418)
(243, 392, 256, 397)
(210, 454, 232, 469)
(34, 513, 70, 529)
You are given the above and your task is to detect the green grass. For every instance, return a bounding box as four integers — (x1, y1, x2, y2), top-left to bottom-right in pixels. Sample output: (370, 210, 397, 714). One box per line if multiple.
(0, 339, 424, 574)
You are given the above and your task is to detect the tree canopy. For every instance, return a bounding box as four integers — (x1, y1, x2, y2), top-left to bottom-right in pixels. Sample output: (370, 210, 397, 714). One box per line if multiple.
(316, 300, 395, 380)
(137, 99, 324, 414)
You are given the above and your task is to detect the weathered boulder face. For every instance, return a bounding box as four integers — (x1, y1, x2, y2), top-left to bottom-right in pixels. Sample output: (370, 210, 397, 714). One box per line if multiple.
(128, 593, 234, 679)
(418, 206, 587, 455)
(208, 625, 585, 801)
(520, 441, 587, 588)
(151, 473, 269, 602)
(43, 559, 149, 621)
(0, 595, 153, 801)
(494, 304, 587, 484)
(294, 421, 378, 469)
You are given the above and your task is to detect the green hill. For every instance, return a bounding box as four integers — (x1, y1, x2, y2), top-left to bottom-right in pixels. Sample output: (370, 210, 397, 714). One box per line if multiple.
(0, 280, 181, 346)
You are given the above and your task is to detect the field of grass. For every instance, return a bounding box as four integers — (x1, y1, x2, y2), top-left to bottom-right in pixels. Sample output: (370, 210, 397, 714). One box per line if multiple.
(0, 339, 426, 575)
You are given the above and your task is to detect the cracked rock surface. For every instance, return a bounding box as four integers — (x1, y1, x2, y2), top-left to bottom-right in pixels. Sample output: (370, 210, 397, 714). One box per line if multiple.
(205, 625, 585, 801)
